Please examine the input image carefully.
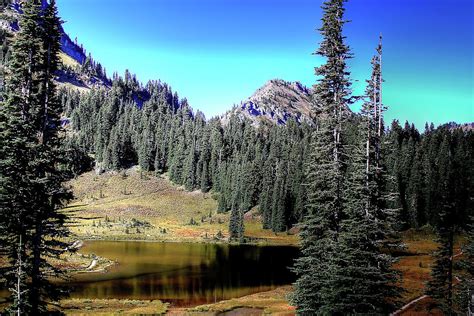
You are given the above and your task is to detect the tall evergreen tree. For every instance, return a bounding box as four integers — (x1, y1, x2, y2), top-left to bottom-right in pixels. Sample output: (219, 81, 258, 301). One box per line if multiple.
(292, 0, 353, 313)
(456, 215, 474, 313)
(427, 134, 456, 314)
(333, 38, 401, 313)
(0, 0, 72, 313)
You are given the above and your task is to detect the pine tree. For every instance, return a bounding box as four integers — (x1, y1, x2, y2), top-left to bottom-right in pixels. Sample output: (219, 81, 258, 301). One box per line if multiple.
(292, 0, 352, 313)
(456, 215, 474, 313)
(332, 38, 401, 313)
(427, 134, 456, 314)
(271, 160, 287, 232)
(0, 0, 72, 313)
(1, 0, 44, 312)
(229, 208, 244, 242)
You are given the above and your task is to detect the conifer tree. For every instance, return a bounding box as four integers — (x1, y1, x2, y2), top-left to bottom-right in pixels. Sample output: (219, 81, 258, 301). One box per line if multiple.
(456, 215, 474, 313)
(229, 207, 244, 242)
(0, 0, 72, 313)
(427, 134, 456, 313)
(292, 0, 352, 313)
(333, 38, 401, 313)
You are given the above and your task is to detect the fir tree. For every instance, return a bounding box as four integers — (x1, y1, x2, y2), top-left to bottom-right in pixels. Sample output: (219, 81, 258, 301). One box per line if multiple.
(292, 0, 352, 313)
(427, 134, 456, 314)
(332, 38, 401, 313)
(229, 208, 244, 242)
(0, 0, 72, 313)
(456, 215, 474, 313)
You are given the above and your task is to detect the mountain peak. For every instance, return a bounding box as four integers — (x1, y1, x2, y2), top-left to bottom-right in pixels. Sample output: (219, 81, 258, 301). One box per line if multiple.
(223, 79, 314, 126)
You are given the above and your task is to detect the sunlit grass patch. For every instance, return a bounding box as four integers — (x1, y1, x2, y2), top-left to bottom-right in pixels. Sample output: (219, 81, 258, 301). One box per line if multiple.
(189, 286, 295, 316)
(60, 52, 81, 68)
(61, 298, 168, 315)
(66, 168, 296, 245)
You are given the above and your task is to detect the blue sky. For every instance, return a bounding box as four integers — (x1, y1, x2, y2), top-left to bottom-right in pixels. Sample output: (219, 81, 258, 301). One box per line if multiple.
(56, 0, 473, 127)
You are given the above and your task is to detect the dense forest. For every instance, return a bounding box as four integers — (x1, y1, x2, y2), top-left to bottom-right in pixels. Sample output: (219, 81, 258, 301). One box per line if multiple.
(0, 0, 473, 314)
(59, 71, 474, 235)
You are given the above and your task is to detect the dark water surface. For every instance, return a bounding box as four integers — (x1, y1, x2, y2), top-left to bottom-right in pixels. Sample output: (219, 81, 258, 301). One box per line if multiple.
(70, 241, 299, 306)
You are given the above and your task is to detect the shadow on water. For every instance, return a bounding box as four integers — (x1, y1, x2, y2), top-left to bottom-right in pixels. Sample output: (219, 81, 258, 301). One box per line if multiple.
(68, 241, 299, 307)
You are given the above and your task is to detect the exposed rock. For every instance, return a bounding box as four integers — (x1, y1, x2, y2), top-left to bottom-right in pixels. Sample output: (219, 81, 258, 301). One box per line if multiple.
(444, 122, 474, 132)
(222, 79, 315, 126)
(1, 0, 108, 91)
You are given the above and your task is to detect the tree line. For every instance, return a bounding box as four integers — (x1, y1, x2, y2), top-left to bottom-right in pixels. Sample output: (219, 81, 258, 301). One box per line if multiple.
(1, 0, 473, 314)
(59, 65, 473, 238)
(291, 0, 474, 314)
(60, 79, 312, 235)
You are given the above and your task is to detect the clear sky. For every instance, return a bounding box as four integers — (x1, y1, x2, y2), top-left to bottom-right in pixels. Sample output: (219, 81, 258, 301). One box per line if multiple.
(56, 0, 473, 128)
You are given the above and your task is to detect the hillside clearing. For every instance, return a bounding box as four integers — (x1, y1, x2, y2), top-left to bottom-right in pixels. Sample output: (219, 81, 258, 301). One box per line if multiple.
(66, 168, 298, 246)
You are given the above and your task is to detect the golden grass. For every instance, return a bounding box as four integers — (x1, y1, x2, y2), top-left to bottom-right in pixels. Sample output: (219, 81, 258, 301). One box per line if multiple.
(61, 299, 168, 315)
(66, 168, 296, 245)
(188, 286, 295, 316)
(60, 52, 81, 68)
(394, 228, 467, 315)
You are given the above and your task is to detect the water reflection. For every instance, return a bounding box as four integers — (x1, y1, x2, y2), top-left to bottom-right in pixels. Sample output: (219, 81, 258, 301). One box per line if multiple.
(70, 241, 299, 306)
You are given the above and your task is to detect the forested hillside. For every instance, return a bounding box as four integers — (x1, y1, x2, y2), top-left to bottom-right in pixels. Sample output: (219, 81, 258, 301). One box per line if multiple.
(60, 70, 474, 236)
(386, 121, 473, 230)
(0, 0, 110, 95)
(1, 0, 473, 314)
(2, 0, 472, 236)
(60, 79, 312, 234)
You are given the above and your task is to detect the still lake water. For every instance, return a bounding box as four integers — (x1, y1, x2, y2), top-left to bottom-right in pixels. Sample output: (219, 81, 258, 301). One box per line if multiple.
(70, 241, 299, 306)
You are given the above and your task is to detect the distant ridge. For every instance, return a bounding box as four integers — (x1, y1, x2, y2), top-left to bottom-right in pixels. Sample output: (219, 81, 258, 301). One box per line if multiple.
(443, 122, 474, 132)
(1, 0, 109, 90)
(222, 79, 315, 126)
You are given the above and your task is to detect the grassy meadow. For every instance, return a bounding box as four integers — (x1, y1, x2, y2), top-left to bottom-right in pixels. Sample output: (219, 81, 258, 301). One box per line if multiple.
(65, 168, 298, 245)
(58, 168, 467, 315)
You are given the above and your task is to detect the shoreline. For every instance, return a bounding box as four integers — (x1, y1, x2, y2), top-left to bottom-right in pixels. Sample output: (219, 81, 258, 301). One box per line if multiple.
(76, 237, 299, 247)
(62, 286, 295, 315)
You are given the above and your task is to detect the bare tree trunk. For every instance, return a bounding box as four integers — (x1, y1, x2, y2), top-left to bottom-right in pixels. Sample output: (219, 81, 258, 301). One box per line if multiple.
(365, 109, 371, 218)
(333, 90, 341, 229)
(378, 34, 383, 140)
(447, 228, 454, 311)
(13, 235, 25, 316)
(40, 43, 52, 144)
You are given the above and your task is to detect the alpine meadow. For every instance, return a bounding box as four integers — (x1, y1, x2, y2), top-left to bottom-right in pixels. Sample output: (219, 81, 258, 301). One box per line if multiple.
(0, 0, 473, 315)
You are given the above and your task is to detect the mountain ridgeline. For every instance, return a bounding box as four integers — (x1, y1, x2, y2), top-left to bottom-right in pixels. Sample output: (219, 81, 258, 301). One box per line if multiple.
(1, 0, 473, 235)
(60, 73, 474, 234)
(0, 0, 110, 96)
(222, 79, 314, 126)
(1, 0, 474, 314)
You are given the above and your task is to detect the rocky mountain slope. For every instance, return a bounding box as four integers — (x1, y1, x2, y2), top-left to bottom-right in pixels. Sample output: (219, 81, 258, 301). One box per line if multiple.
(445, 122, 474, 132)
(1, 0, 109, 91)
(222, 79, 314, 126)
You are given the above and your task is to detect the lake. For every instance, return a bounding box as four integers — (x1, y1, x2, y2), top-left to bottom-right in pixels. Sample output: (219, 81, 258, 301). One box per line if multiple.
(70, 241, 299, 307)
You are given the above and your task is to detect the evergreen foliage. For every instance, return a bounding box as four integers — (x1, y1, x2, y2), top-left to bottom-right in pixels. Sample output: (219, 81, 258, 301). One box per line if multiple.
(292, 4, 402, 312)
(0, 0, 72, 313)
(456, 215, 474, 314)
(426, 129, 474, 313)
(292, 0, 354, 313)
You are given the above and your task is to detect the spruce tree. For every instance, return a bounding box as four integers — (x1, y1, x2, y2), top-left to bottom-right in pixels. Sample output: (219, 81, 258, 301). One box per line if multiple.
(229, 207, 244, 242)
(333, 38, 401, 313)
(0, 0, 72, 313)
(427, 134, 456, 314)
(292, 0, 352, 313)
(456, 215, 474, 313)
